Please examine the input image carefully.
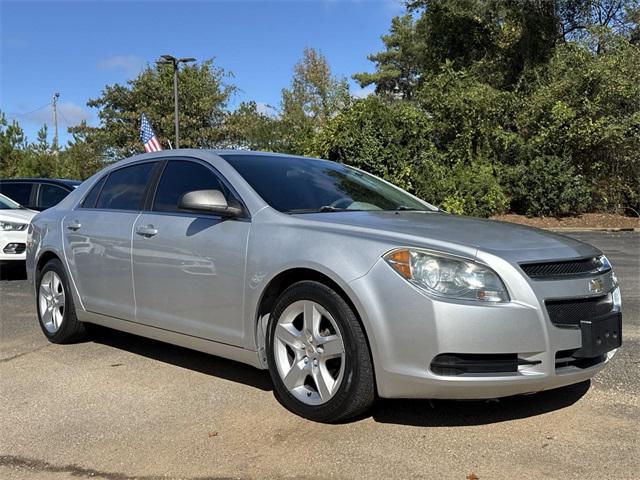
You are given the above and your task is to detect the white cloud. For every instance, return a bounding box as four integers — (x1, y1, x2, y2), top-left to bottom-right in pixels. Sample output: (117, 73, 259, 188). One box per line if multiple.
(351, 84, 375, 99)
(98, 54, 145, 76)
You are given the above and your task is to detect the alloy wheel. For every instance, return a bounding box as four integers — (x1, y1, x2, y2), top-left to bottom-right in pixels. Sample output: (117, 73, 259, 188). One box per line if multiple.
(39, 270, 66, 333)
(273, 300, 346, 405)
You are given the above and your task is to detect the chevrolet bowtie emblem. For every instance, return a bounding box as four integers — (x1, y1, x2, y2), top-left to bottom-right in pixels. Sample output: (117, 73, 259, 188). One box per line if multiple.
(589, 278, 604, 293)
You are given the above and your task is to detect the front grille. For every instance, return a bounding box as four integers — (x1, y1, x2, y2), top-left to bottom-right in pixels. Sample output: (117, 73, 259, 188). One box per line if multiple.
(545, 294, 614, 328)
(520, 257, 605, 280)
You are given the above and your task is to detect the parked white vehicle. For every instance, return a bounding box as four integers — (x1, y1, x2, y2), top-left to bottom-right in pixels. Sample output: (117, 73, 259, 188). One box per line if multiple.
(0, 193, 35, 261)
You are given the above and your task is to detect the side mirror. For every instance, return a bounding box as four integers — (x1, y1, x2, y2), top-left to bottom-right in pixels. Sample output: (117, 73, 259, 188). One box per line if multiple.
(178, 190, 243, 217)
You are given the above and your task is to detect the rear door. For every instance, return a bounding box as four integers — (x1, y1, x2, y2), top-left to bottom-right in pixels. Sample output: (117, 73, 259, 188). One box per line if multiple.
(131, 158, 250, 345)
(62, 161, 158, 320)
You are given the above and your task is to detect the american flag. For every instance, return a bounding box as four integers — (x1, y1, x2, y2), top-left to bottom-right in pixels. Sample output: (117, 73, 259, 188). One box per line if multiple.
(140, 113, 162, 152)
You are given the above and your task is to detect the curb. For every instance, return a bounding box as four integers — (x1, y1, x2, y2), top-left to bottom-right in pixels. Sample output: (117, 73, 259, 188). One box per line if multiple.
(545, 227, 639, 233)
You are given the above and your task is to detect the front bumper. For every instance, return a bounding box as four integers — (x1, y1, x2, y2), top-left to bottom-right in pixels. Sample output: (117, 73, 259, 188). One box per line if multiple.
(349, 258, 620, 399)
(0, 230, 28, 261)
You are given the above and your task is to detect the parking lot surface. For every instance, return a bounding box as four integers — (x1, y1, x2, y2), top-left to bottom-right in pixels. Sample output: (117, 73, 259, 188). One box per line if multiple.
(1, 232, 638, 480)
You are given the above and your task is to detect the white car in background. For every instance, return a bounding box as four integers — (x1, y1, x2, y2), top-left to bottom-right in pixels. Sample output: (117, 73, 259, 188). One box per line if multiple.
(0, 193, 36, 262)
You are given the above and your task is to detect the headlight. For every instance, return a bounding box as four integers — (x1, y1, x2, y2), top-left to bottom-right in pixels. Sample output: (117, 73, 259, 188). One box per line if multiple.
(383, 249, 509, 303)
(595, 255, 612, 273)
(0, 221, 28, 231)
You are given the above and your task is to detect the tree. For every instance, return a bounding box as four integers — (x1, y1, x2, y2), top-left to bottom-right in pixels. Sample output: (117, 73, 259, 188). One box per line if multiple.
(221, 101, 282, 151)
(280, 48, 350, 154)
(352, 15, 422, 99)
(0, 111, 28, 177)
(72, 59, 235, 161)
(558, 0, 640, 51)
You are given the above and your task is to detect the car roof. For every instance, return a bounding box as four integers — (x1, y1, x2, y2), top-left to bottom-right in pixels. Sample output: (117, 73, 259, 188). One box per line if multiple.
(0, 178, 82, 187)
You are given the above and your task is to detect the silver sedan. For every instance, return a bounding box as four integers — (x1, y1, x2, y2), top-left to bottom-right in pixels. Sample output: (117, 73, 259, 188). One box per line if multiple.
(26, 150, 622, 422)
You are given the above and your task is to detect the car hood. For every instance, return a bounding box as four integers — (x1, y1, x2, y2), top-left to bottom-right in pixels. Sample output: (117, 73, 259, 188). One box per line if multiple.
(298, 211, 600, 263)
(0, 209, 36, 224)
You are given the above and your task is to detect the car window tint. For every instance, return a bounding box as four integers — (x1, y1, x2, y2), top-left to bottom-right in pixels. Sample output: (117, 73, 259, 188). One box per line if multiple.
(39, 184, 69, 208)
(152, 160, 229, 213)
(0, 183, 32, 206)
(81, 176, 107, 208)
(96, 163, 155, 211)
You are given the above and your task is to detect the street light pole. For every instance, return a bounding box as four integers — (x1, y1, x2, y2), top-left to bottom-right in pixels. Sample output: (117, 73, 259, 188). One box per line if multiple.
(156, 55, 196, 149)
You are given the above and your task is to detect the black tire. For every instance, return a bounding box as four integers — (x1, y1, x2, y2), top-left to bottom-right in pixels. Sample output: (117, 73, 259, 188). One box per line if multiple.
(266, 280, 375, 422)
(36, 258, 86, 343)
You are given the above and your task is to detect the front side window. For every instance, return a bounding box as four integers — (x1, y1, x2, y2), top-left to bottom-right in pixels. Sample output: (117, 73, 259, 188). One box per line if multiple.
(221, 154, 432, 213)
(96, 162, 155, 211)
(38, 184, 69, 208)
(0, 183, 32, 206)
(152, 160, 231, 213)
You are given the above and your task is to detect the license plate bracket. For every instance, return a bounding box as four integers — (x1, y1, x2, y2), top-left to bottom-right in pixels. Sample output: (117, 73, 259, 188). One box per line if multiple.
(574, 313, 622, 358)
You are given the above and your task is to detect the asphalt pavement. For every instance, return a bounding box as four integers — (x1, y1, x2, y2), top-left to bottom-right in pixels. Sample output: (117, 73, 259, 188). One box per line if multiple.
(1, 232, 638, 480)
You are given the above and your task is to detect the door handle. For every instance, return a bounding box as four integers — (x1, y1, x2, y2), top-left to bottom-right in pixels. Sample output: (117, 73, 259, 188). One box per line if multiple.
(66, 220, 82, 231)
(135, 225, 158, 238)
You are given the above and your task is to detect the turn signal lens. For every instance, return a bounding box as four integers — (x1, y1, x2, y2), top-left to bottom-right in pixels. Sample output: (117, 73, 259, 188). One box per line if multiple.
(386, 249, 411, 278)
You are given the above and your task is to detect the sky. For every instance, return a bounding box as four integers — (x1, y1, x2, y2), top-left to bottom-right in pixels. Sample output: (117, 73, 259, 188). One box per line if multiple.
(0, 0, 403, 145)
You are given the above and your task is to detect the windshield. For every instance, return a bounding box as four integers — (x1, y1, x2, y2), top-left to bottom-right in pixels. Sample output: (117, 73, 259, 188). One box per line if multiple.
(0, 193, 21, 210)
(221, 154, 434, 214)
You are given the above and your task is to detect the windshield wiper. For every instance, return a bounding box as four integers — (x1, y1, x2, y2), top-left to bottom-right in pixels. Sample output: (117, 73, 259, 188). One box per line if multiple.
(287, 206, 361, 214)
(319, 205, 347, 212)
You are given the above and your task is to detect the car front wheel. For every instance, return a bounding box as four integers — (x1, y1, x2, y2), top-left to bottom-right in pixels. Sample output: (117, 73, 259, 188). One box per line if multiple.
(266, 280, 375, 422)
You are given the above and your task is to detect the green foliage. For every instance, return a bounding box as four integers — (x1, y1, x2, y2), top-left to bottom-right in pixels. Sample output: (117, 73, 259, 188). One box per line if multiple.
(310, 96, 434, 191)
(280, 48, 351, 154)
(516, 39, 640, 211)
(310, 97, 508, 217)
(0, 112, 28, 177)
(507, 156, 592, 216)
(425, 160, 508, 217)
(221, 101, 281, 151)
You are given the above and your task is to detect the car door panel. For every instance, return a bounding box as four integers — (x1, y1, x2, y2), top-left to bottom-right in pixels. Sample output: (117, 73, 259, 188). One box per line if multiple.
(130, 158, 250, 346)
(132, 213, 250, 344)
(63, 210, 139, 320)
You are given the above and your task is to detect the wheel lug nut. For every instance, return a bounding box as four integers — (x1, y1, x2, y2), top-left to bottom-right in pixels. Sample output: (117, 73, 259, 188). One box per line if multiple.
(304, 358, 308, 364)
(313, 359, 318, 366)
(317, 347, 324, 354)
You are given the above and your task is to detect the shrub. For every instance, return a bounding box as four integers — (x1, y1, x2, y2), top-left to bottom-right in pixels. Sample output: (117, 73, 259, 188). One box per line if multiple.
(414, 158, 508, 217)
(507, 155, 591, 216)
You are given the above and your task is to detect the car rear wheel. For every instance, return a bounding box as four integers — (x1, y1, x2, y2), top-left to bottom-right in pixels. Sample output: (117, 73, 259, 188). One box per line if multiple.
(37, 258, 86, 343)
(266, 280, 375, 422)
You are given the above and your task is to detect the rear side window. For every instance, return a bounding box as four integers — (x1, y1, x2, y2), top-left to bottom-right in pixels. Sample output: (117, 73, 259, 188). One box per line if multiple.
(152, 160, 230, 213)
(0, 183, 32, 206)
(81, 176, 107, 208)
(96, 163, 155, 211)
(38, 184, 69, 208)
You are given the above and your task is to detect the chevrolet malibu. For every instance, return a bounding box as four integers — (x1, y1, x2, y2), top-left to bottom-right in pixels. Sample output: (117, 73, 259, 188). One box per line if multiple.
(26, 150, 622, 422)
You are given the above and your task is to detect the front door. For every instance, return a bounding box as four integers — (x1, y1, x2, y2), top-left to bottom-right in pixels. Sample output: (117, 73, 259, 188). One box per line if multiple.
(132, 159, 250, 346)
(63, 161, 157, 320)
